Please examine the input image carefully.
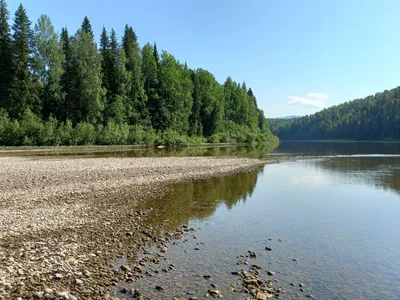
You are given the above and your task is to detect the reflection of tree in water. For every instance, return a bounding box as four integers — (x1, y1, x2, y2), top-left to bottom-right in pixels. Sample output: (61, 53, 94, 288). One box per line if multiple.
(311, 157, 400, 195)
(140, 167, 263, 230)
(275, 141, 400, 156)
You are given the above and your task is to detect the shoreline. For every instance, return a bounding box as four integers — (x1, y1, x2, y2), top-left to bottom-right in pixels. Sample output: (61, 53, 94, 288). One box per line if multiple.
(0, 156, 273, 299)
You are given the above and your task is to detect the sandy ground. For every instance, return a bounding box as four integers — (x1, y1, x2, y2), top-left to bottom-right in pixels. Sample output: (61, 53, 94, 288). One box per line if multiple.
(0, 156, 268, 299)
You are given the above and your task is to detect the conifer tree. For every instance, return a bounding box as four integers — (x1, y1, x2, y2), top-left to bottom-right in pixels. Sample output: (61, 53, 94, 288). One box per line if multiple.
(68, 18, 105, 124)
(122, 25, 148, 125)
(0, 0, 13, 109)
(142, 42, 164, 130)
(80, 16, 93, 39)
(60, 27, 75, 121)
(9, 4, 40, 117)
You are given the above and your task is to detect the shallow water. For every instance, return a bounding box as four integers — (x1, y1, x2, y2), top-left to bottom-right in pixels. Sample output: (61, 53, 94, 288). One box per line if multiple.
(115, 142, 400, 299)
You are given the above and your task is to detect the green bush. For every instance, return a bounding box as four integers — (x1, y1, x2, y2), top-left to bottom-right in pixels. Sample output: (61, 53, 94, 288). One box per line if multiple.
(73, 122, 96, 145)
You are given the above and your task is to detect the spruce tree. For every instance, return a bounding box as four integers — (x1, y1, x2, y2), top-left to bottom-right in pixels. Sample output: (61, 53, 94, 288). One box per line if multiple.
(9, 4, 40, 117)
(68, 22, 105, 124)
(0, 0, 13, 110)
(122, 25, 148, 125)
(80, 16, 93, 39)
(142, 42, 164, 130)
(60, 27, 75, 121)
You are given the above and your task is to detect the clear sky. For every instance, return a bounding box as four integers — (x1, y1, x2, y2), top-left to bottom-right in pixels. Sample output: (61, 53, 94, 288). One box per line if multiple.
(7, 0, 400, 117)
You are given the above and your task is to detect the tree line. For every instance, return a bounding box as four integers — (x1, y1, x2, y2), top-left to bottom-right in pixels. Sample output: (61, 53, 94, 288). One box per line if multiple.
(268, 86, 400, 141)
(0, 1, 278, 146)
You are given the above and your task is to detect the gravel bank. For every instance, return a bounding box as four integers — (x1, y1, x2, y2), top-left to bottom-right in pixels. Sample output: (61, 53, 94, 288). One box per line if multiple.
(0, 156, 267, 299)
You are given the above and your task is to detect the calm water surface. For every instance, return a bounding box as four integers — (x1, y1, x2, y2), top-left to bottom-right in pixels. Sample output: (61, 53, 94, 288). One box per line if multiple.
(116, 142, 400, 299)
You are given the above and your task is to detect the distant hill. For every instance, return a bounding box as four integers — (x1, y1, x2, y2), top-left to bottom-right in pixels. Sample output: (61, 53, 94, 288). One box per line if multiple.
(268, 86, 400, 141)
(276, 115, 302, 120)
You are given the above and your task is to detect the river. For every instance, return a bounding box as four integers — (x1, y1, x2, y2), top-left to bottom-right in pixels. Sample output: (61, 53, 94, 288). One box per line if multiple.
(114, 141, 400, 299)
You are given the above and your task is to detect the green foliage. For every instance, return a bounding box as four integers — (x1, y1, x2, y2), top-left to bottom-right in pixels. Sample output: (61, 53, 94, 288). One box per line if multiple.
(269, 87, 400, 141)
(69, 26, 106, 124)
(33, 15, 65, 119)
(0, 0, 278, 147)
(72, 122, 96, 145)
(0, 0, 13, 109)
(9, 4, 40, 117)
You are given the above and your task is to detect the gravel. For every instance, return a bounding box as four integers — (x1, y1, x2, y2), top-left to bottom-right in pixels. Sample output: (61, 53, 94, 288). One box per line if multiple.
(0, 156, 267, 299)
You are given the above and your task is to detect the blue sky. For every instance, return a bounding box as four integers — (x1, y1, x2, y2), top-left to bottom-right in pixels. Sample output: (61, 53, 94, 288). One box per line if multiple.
(7, 0, 400, 117)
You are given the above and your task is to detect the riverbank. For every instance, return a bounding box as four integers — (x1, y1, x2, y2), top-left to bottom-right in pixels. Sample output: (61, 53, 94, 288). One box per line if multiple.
(0, 156, 274, 299)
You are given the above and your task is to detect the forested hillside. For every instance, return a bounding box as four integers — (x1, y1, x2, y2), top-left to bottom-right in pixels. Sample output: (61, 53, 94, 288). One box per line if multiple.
(0, 1, 277, 146)
(269, 86, 400, 140)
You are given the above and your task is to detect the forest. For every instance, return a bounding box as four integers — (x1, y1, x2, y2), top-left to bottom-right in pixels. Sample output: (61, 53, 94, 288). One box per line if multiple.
(0, 1, 278, 146)
(269, 86, 400, 141)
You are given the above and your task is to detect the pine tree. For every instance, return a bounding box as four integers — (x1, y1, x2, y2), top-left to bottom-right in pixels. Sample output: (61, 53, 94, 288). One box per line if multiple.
(33, 14, 65, 119)
(9, 4, 40, 117)
(0, 0, 13, 110)
(122, 25, 148, 125)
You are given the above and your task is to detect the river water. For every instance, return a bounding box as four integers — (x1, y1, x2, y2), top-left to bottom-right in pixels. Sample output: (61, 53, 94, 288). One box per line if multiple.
(116, 142, 400, 299)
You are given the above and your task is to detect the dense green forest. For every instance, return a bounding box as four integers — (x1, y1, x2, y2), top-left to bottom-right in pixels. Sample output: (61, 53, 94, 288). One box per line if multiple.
(269, 86, 400, 141)
(0, 1, 277, 147)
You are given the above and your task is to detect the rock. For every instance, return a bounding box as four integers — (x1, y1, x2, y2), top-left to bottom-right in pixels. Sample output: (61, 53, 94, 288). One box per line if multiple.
(207, 289, 222, 298)
(56, 291, 71, 299)
(231, 271, 240, 275)
(248, 251, 257, 258)
(267, 271, 275, 276)
(53, 273, 63, 280)
(299, 283, 304, 287)
(120, 287, 128, 293)
(265, 247, 272, 251)
(194, 247, 200, 250)
(243, 279, 258, 286)
(44, 288, 53, 294)
(33, 292, 44, 299)
(255, 291, 271, 300)
(155, 285, 164, 291)
(306, 295, 314, 298)
(203, 275, 211, 280)
(73, 278, 83, 285)
(290, 283, 295, 286)
(161, 247, 168, 253)
(120, 265, 131, 272)
(293, 258, 299, 262)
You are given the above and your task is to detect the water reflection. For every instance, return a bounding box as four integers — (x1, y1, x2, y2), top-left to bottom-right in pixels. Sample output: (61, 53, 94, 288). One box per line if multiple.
(137, 167, 263, 231)
(310, 157, 400, 195)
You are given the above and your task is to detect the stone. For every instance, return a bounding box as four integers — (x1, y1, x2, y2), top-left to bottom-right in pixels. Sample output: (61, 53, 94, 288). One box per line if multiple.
(267, 271, 275, 276)
(265, 247, 272, 251)
(56, 291, 71, 300)
(33, 292, 44, 299)
(53, 273, 63, 280)
(120, 265, 131, 272)
(256, 291, 271, 300)
(73, 278, 83, 285)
